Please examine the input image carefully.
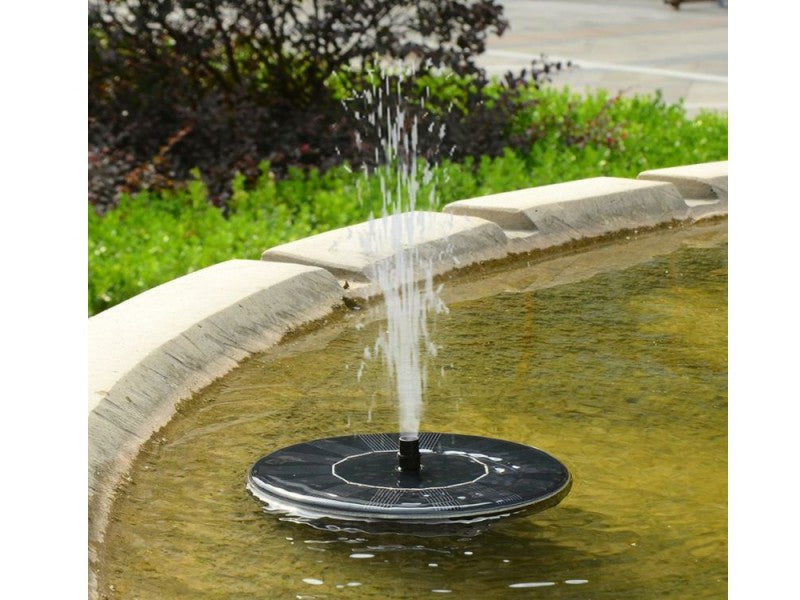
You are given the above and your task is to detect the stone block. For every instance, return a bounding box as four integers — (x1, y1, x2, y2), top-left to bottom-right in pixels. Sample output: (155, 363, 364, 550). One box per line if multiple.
(442, 177, 688, 251)
(638, 160, 728, 200)
(261, 211, 509, 285)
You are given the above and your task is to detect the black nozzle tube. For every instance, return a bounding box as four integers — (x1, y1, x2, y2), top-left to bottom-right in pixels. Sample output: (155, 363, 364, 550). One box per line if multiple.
(398, 435, 421, 473)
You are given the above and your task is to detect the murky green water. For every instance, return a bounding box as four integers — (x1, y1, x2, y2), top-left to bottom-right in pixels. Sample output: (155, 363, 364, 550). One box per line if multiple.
(97, 224, 727, 599)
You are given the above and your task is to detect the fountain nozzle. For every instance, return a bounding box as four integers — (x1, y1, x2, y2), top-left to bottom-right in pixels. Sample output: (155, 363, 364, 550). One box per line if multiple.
(398, 435, 421, 473)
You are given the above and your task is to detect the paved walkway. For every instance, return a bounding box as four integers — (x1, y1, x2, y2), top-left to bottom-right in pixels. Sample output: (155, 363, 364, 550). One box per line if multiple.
(478, 0, 727, 116)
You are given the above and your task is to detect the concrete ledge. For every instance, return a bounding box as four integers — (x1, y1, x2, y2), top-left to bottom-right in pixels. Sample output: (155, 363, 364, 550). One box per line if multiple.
(442, 177, 688, 252)
(638, 160, 728, 200)
(637, 161, 728, 220)
(88, 260, 344, 550)
(261, 211, 509, 291)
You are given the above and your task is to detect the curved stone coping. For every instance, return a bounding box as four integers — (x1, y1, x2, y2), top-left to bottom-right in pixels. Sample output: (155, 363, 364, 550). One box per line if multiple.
(638, 161, 728, 220)
(638, 160, 728, 201)
(438, 163, 728, 249)
(442, 176, 692, 253)
(261, 211, 509, 288)
(88, 260, 345, 549)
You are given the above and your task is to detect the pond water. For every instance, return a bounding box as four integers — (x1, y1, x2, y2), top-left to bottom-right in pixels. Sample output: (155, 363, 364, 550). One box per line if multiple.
(97, 222, 727, 599)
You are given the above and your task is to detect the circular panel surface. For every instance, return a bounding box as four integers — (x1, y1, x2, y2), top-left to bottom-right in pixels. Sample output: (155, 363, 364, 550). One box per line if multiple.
(248, 433, 572, 523)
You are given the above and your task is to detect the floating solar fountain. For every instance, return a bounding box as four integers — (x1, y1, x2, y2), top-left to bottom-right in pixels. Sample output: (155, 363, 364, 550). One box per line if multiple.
(248, 68, 571, 525)
(248, 432, 571, 523)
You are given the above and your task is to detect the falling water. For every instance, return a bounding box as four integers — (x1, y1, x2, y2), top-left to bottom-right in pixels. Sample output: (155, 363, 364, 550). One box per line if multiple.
(354, 67, 448, 438)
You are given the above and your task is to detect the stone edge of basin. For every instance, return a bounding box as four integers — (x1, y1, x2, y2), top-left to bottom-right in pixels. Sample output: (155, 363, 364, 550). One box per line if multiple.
(638, 160, 728, 203)
(260, 210, 510, 295)
(441, 168, 727, 253)
(87, 259, 345, 592)
(87, 160, 727, 595)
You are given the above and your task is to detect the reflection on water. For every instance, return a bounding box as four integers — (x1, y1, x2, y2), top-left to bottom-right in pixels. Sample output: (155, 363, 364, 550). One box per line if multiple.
(97, 223, 727, 599)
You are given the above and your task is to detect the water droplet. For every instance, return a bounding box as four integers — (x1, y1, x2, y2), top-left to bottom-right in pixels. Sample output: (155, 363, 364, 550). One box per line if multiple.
(565, 579, 589, 585)
(302, 578, 323, 585)
(349, 553, 374, 559)
(509, 582, 555, 588)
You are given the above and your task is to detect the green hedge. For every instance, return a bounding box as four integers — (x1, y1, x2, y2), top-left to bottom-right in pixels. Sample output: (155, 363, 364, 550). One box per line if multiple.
(89, 88, 727, 316)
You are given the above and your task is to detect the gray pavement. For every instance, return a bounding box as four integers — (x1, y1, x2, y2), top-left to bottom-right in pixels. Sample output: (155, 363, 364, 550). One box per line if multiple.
(478, 0, 727, 116)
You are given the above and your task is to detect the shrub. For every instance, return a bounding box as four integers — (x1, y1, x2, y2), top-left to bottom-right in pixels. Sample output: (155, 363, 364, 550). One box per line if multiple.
(89, 0, 529, 209)
(519, 89, 729, 178)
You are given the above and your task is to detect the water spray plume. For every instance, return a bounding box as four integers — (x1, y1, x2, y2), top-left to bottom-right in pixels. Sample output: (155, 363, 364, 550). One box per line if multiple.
(354, 64, 448, 437)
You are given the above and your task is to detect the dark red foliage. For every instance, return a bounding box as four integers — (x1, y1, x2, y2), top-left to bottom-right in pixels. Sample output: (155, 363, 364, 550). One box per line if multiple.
(88, 0, 564, 210)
